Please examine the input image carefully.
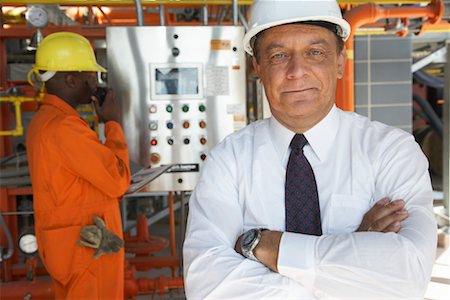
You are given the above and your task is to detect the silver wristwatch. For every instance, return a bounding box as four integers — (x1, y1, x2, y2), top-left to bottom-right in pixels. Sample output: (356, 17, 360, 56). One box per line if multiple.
(240, 228, 266, 262)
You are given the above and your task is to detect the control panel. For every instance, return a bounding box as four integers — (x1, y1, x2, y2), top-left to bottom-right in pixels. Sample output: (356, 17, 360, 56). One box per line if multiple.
(107, 26, 246, 192)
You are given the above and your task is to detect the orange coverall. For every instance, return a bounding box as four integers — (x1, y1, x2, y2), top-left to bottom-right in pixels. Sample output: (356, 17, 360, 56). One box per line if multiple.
(26, 94, 130, 299)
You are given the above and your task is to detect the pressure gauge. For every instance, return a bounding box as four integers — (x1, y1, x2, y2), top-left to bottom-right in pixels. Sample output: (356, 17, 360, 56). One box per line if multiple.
(25, 6, 49, 28)
(18, 233, 38, 255)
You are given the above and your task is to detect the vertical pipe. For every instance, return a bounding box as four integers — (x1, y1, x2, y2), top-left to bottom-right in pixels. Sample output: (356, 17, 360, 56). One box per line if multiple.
(168, 192, 176, 276)
(134, 0, 144, 26)
(232, 0, 238, 25)
(239, 9, 249, 31)
(444, 40, 449, 213)
(159, 4, 165, 26)
(179, 191, 186, 274)
(203, 5, 208, 26)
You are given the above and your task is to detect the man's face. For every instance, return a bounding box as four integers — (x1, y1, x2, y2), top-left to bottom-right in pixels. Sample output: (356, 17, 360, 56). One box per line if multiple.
(253, 24, 346, 133)
(74, 71, 97, 105)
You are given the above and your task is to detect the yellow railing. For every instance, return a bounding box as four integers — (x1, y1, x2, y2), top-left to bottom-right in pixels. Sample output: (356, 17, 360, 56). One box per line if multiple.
(0, 89, 44, 137)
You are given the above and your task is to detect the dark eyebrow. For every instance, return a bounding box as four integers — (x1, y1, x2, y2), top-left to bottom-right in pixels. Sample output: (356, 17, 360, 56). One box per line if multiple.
(264, 42, 285, 53)
(264, 38, 333, 53)
(308, 38, 333, 47)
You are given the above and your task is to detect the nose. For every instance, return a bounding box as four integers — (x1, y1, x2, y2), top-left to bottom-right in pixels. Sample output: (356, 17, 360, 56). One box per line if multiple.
(286, 54, 310, 80)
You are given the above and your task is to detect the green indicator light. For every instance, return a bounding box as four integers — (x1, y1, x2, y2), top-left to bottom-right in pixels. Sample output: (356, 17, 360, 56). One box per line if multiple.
(166, 105, 173, 113)
(182, 105, 189, 112)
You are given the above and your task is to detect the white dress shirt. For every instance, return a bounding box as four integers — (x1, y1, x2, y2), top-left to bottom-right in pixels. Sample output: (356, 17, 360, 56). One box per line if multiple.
(183, 105, 437, 299)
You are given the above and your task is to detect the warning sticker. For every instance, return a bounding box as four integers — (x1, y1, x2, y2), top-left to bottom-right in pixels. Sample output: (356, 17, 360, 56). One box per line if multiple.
(211, 40, 231, 50)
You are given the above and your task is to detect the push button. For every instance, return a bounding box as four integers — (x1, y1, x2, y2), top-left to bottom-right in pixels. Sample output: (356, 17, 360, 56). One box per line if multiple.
(150, 153, 160, 165)
(148, 121, 158, 131)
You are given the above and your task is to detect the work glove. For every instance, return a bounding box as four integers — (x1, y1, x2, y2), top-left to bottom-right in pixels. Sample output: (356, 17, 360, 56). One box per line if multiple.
(77, 215, 124, 260)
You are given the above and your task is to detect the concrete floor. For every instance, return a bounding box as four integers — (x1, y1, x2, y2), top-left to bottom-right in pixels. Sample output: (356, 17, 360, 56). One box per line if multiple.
(425, 242, 450, 300)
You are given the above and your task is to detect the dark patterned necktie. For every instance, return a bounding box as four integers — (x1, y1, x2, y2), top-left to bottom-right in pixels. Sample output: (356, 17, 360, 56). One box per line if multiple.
(285, 134, 322, 235)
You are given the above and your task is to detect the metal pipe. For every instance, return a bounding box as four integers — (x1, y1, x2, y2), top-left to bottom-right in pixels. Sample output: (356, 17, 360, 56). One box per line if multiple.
(0, 166, 29, 178)
(238, 7, 248, 31)
(413, 93, 443, 138)
(168, 191, 176, 277)
(444, 41, 449, 214)
(338, 0, 444, 111)
(0, 176, 31, 187)
(203, 5, 208, 25)
(134, 0, 144, 26)
(159, 4, 165, 26)
(232, 0, 238, 25)
(0, 213, 14, 261)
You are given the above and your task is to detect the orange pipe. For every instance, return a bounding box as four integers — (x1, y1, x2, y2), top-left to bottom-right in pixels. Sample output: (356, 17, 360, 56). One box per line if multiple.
(168, 192, 177, 277)
(0, 279, 54, 299)
(338, 0, 444, 111)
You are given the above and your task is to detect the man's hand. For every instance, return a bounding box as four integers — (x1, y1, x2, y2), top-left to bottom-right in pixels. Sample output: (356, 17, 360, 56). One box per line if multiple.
(92, 88, 120, 123)
(357, 197, 409, 233)
(78, 215, 124, 259)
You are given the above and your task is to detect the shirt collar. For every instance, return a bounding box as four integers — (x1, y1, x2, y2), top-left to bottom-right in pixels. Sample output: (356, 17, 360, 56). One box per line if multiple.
(42, 93, 79, 117)
(304, 105, 340, 161)
(268, 105, 340, 162)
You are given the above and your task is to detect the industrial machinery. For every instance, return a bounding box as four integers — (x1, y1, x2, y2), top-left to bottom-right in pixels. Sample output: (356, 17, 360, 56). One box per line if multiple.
(107, 26, 246, 191)
(0, 0, 449, 299)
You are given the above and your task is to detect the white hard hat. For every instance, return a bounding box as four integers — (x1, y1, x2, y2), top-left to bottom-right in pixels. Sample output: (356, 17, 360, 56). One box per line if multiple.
(243, 0, 351, 55)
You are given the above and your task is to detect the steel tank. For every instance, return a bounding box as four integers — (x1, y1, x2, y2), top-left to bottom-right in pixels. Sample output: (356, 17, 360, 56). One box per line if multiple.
(107, 26, 246, 192)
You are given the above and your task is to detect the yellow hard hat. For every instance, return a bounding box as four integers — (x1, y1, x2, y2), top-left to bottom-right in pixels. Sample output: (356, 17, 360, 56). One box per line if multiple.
(33, 32, 106, 73)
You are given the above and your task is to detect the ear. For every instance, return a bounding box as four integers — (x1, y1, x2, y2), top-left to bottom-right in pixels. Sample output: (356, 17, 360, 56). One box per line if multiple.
(252, 56, 261, 78)
(64, 73, 77, 88)
(336, 46, 347, 79)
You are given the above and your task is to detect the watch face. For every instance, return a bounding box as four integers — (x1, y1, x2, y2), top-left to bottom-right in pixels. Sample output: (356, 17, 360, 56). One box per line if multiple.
(242, 229, 258, 248)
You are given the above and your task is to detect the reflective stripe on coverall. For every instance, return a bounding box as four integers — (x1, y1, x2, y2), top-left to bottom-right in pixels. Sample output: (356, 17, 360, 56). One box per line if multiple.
(26, 94, 131, 299)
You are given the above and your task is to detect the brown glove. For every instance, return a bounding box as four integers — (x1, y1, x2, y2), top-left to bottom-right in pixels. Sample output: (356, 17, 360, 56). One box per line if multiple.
(78, 215, 124, 260)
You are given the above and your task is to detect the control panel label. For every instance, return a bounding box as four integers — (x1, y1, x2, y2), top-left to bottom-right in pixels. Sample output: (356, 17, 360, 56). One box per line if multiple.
(211, 39, 231, 50)
(166, 163, 199, 173)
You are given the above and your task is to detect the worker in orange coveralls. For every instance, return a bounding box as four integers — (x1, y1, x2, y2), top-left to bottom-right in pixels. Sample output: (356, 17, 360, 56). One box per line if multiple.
(26, 32, 130, 299)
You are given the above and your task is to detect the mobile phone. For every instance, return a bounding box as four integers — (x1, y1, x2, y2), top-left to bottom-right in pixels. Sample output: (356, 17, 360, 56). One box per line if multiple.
(93, 87, 108, 106)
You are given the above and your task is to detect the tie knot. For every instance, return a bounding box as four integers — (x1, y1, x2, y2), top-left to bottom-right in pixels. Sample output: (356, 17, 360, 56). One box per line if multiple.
(290, 134, 307, 152)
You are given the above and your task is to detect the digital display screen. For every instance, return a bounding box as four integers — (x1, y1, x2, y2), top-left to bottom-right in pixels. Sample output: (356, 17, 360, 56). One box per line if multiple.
(154, 67, 199, 95)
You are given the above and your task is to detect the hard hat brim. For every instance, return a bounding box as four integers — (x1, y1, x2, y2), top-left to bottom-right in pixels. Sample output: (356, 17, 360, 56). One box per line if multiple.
(32, 63, 107, 73)
(243, 16, 351, 56)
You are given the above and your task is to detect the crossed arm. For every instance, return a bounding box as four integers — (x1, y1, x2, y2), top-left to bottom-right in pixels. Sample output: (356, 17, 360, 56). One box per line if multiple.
(235, 197, 410, 272)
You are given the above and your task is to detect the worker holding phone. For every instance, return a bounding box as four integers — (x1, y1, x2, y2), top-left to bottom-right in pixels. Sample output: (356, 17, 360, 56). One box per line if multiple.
(26, 32, 130, 299)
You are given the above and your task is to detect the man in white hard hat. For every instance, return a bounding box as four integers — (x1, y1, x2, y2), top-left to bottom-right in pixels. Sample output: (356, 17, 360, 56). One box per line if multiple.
(183, 0, 436, 298)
